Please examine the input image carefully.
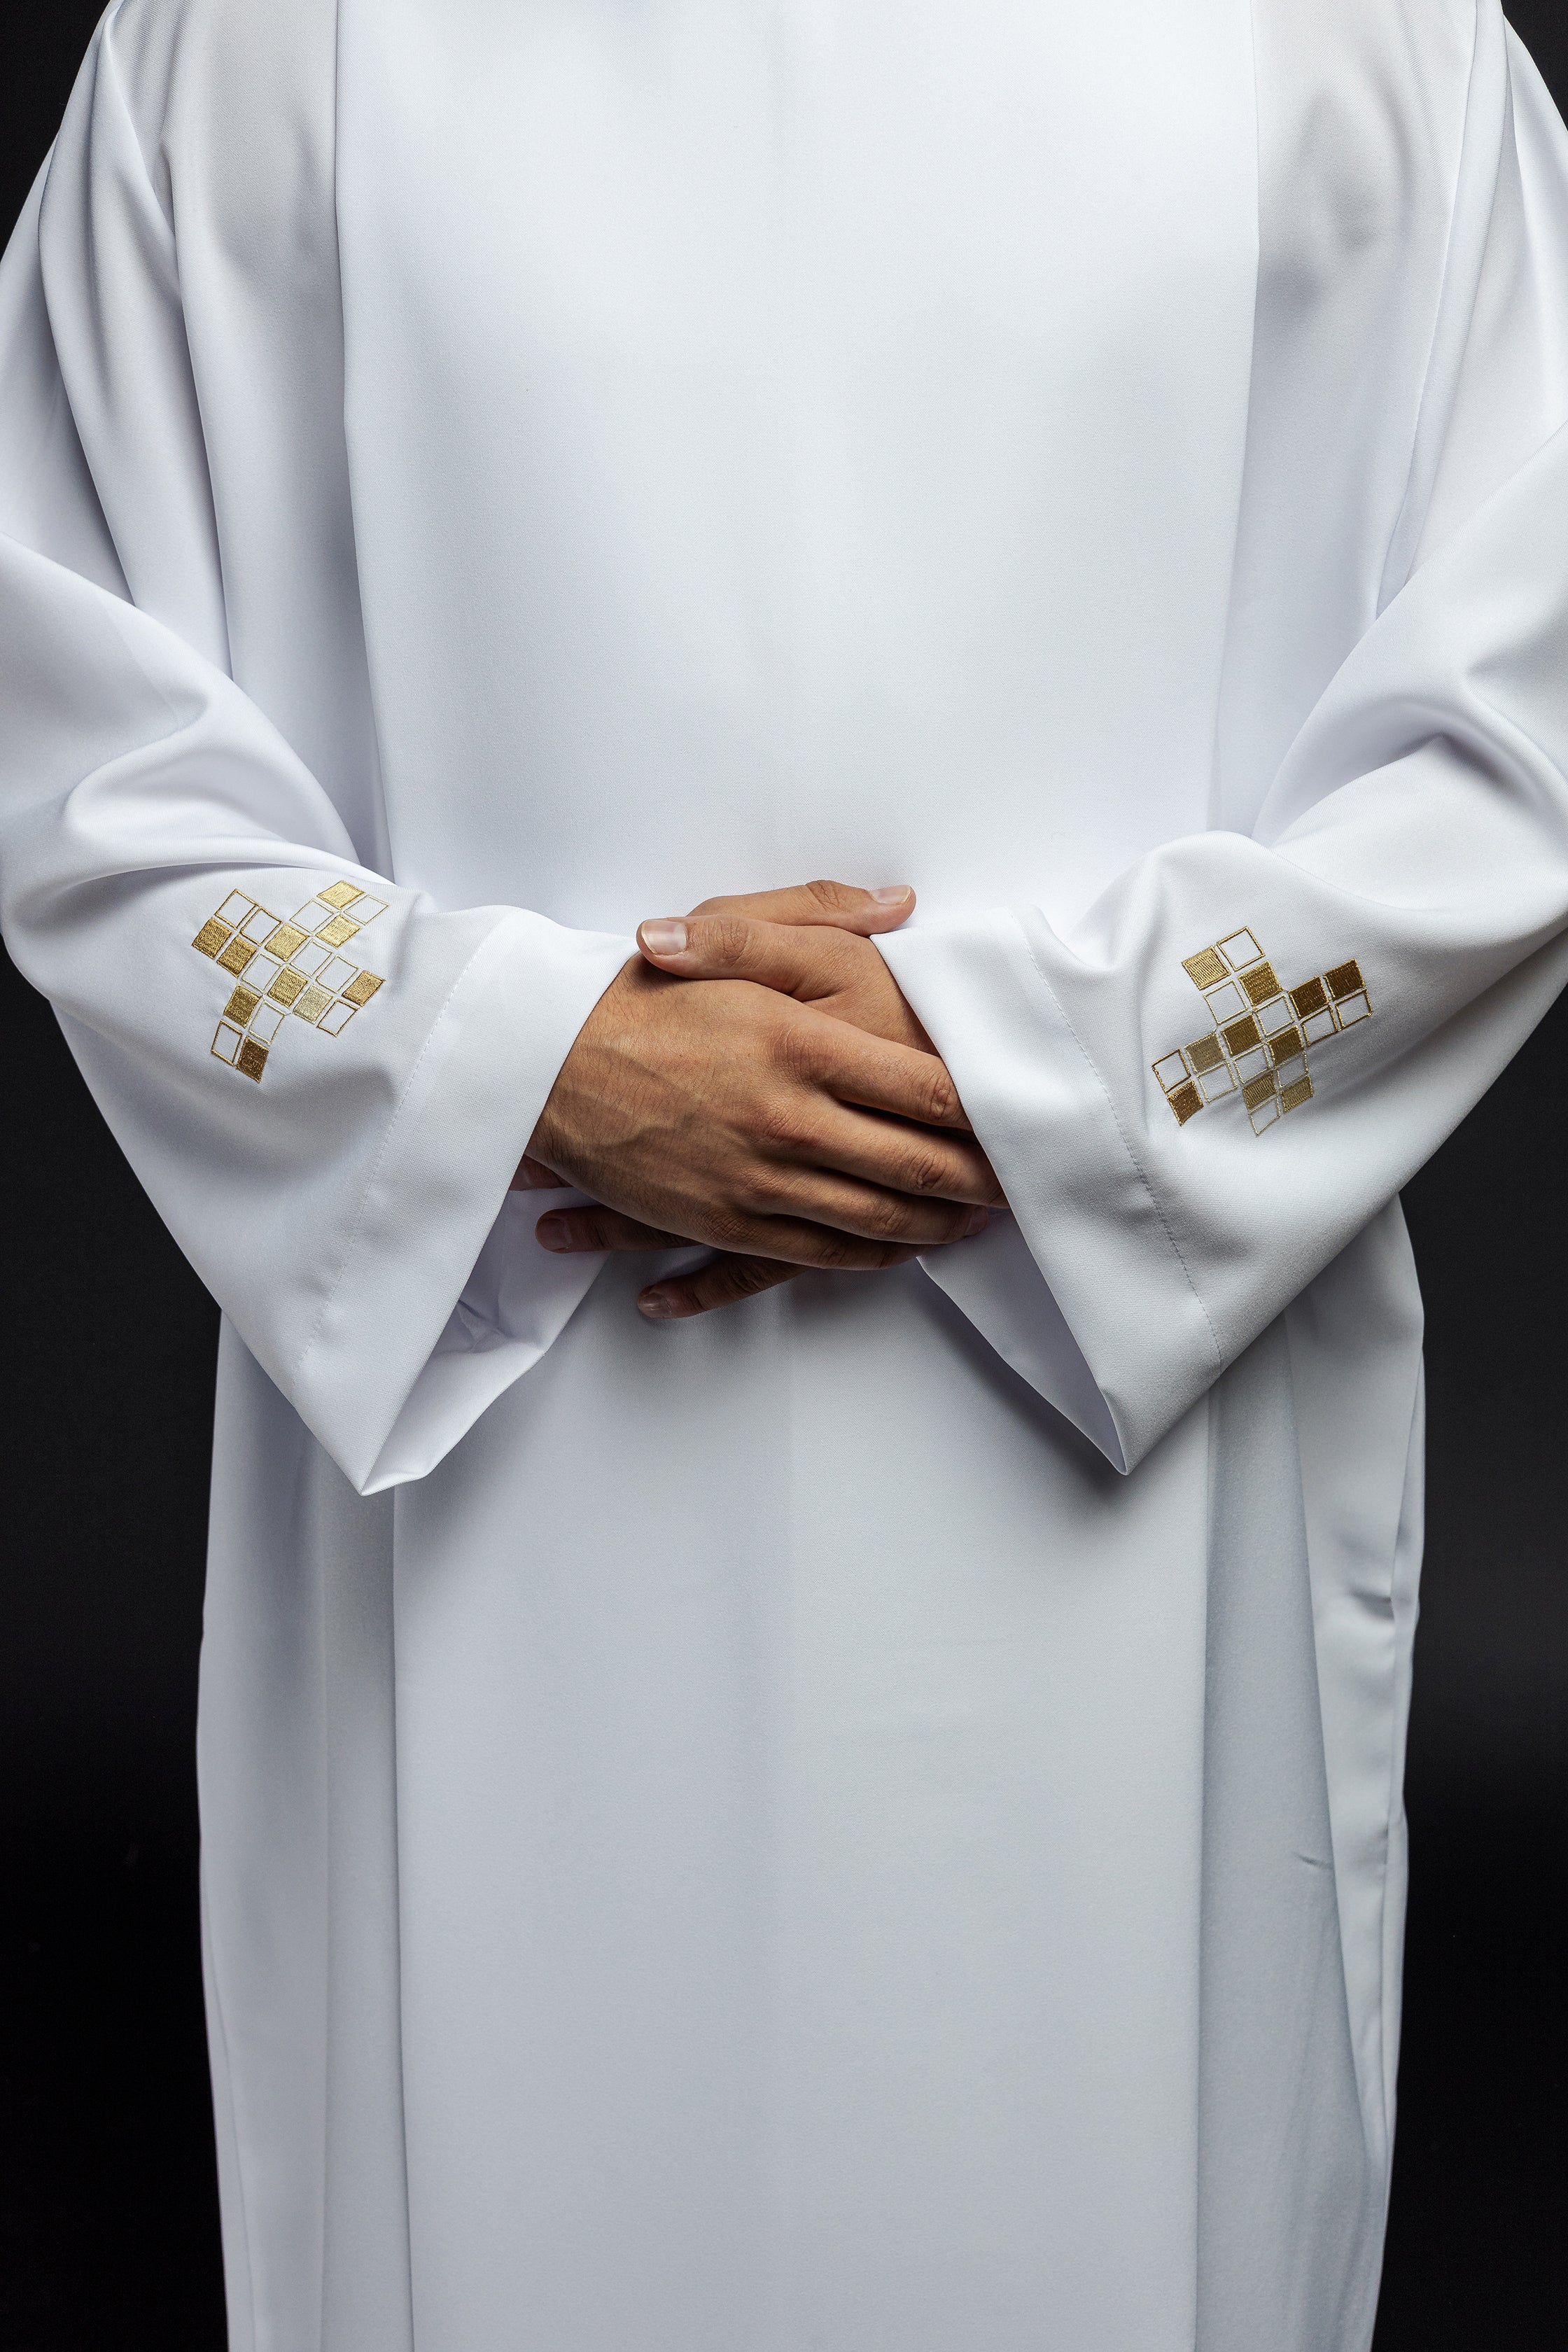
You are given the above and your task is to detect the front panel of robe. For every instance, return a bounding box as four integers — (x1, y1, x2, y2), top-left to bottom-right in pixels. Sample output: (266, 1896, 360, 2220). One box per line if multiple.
(338, 6, 1357, 2348)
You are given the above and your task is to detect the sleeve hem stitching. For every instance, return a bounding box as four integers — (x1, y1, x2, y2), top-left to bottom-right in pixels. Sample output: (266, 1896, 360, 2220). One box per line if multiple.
(1011, 911, 1226, 1380)
(285, 913, 512, 1406)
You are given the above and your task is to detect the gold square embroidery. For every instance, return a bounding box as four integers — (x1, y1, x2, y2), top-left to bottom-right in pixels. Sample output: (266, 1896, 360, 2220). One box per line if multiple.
(1182, 947, 1228, 989)
(190, 878, 389, 1083)
(293, 982, 332, 1024)
(1169, 1082, 1203, 1125)
(1217, 929, 1264, 970)
(1155, 931, 1374, 1136)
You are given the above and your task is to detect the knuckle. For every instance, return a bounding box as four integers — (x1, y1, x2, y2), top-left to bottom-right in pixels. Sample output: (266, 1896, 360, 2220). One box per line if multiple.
(756, 1098, 809, 1154)
(701, 916, 752, 968)
(737, 1172, 790, 1217)
(807, 877, 861, 914)
(705, 1208, 751, 1252)
(898, 1146, 951, 1196)
(774, 1021, 821, 1083)
(765, 1023, 813, 1085)
(864, 1193, 916, 1240)
(808, 1232, 865, 1270)
(918, 1065, 961, 1126)
(722, 1256, 789, 1303)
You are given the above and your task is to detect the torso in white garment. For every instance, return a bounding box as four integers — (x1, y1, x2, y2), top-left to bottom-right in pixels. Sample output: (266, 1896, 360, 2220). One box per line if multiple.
(6, 1, 1568, 2346)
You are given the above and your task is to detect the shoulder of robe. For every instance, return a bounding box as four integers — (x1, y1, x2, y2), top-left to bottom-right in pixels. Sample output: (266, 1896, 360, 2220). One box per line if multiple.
(1254, 0, 1480, 288)
(97, 0, 339, 270)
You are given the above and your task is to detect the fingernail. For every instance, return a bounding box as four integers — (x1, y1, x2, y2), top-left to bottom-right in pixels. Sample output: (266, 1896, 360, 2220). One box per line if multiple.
(639, 919, 688, 955)
(871, 884, 913, 904)
(536, 1214, 570, 1250)
(963, 1207, 990, 1237)
(638, 1287, 677, 1318)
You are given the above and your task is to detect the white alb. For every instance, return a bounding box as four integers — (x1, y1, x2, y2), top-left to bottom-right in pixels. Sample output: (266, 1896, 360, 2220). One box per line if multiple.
(3, 2, 1567, 2345)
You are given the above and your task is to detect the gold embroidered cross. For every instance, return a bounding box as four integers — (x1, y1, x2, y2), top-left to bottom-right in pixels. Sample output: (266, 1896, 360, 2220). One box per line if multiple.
(1152, 927, 1373, 1136)
(191, 877, 388, 1082)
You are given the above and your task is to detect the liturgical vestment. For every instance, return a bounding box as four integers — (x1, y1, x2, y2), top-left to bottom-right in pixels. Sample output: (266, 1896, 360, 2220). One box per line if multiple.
(5, 2, 1568, 2346)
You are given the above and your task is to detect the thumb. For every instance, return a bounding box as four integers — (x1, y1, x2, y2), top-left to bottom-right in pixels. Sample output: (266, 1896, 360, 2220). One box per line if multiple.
(637, 912, 855, 996)
(686, 878, 915, 934)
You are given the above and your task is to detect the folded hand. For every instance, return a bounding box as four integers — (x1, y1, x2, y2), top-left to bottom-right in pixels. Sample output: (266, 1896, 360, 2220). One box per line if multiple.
(517, 880, 1000, 1320)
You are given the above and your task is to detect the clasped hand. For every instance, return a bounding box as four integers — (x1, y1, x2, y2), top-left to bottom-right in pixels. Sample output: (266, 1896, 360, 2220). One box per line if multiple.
(517, 881, 1004, 1320)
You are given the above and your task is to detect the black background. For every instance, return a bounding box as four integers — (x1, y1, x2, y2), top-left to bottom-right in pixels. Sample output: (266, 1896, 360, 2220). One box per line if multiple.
(3, 4, 1567, 2344)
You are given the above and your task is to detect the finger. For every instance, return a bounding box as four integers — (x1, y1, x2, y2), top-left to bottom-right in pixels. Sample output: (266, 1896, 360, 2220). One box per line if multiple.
(690, 1217, 926, 1272)
(685, 878, 915, 934)
(761, 1102, 1001, 1205)
(746, 1174, 994, 1248)
(784, 1009, 974, 1131)
(537, 1206, 688, 1253)
(637, 1255, 804, 1320)
(549, 1200, 940, 1274)
(510, 1153, 567, 1190)
(637, 912, 864, 996)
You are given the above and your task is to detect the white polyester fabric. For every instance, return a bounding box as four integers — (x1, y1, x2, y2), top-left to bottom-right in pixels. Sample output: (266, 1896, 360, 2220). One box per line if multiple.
(2, 2, 1567, 2344)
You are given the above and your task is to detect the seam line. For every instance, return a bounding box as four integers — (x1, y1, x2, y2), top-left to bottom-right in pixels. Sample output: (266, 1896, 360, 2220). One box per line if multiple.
(288, 918, 510, 1398)
(1013, 914, 1225, 1376)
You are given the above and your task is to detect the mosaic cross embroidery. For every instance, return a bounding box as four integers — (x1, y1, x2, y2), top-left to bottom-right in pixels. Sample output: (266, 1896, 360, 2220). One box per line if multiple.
(1152, 927, 1373, 1137)
(191, 878, 388, 1082)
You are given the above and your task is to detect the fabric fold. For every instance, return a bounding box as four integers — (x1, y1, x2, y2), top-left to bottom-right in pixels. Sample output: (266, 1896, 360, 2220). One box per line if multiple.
(0, 16, 636, 1490)
(886, 15, 1568, 1472)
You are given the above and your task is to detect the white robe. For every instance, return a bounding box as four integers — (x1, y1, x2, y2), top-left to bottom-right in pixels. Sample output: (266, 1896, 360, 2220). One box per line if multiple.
(3, 1, 1567, 2344)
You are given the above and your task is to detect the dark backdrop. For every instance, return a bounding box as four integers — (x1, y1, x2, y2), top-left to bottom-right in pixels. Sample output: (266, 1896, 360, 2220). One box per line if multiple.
(3, 6, 1567, 2345)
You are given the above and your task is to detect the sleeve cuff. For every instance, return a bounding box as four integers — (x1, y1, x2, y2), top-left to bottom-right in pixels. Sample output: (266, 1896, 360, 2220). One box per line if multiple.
(287, 911, 634, 1490)
(878, 908, 1224, 1472)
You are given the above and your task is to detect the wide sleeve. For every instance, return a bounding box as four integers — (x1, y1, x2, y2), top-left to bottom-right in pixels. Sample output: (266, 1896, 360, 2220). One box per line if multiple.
(0, 16, 631, 1493)
(880, 10, 1568, 1475)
